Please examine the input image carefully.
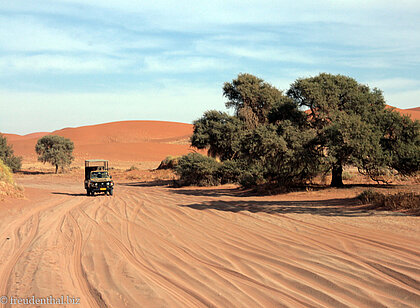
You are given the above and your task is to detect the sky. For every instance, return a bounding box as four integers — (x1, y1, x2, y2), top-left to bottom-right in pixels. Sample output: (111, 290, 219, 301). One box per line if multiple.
(1, 0, 419, 134)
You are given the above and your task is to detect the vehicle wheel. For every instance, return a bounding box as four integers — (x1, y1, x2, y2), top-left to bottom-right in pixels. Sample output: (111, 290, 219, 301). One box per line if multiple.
(109, 189, 113, 196)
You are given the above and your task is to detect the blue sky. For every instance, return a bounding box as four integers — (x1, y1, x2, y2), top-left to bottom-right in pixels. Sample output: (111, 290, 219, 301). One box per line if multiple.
(1, 0, 419, 134)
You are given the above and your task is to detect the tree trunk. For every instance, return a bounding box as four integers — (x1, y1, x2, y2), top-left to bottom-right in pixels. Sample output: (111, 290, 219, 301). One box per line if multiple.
(55, 164, 58, 174)
(331, 164, 343, 187)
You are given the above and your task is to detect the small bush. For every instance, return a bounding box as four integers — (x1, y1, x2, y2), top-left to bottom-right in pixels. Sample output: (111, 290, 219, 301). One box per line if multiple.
(0, 159, 14, 184)
(236, 163, 265, 188)
(0, 134, 22, 172)
(126, 165, 139, 171)
(358, 190, 420, 212)
(157, 156, 180, 170)
(175, 153, 221, 186)
(342, 171, 354, 181)
(0, 159, 23, 198)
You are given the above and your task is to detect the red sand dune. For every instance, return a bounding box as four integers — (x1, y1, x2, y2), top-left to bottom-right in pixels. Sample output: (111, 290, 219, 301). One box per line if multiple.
(2, 132, 48, 141)
(386, 106, 420, 121)
(2, 121, 196, 163)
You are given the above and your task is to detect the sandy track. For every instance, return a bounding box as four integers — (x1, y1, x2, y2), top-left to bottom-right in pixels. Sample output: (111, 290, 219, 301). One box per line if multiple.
(1, 178, 419, 307)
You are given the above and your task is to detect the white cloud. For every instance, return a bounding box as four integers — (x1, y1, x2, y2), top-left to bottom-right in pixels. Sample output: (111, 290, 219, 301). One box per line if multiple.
(0, 55, 131, 73)
(385, 89, 420, 109)
(0, 16, 93, 53)
(143, 56, 230, 73)
(367, 78, 420, 92)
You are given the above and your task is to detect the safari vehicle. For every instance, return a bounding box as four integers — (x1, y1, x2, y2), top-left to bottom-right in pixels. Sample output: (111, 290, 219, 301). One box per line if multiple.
(84, 160, 114, 196)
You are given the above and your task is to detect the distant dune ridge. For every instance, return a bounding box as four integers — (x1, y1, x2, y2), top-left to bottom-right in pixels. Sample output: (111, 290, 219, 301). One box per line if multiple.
(1, 106, 418, 163)
(2, 121, 195, 163)
(386, 106, 420, 120)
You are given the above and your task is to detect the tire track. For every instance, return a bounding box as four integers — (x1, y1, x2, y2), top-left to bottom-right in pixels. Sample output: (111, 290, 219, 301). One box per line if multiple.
(0, 213, 39, 299)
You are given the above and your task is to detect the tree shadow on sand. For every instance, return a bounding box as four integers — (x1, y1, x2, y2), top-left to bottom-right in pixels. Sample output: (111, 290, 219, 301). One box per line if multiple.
(52, 192, 88, 197)
(17, 170, 55, 175)
(171, 183, 399, 198)
(119, 180, 173, 187)
(178, 198, 404, 217)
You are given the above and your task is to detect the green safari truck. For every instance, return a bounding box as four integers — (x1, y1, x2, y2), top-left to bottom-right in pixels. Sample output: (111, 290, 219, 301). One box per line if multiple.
(84, 160, 114, 196)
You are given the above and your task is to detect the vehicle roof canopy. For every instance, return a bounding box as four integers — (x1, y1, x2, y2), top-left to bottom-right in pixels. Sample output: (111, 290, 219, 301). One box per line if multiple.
(85, 160, 108, 167)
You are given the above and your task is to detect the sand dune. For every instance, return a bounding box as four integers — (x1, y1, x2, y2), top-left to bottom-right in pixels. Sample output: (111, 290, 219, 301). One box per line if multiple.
(0, 176, 419, 307)
(2, 121, 195, 163)
(386, 106, 420, 121)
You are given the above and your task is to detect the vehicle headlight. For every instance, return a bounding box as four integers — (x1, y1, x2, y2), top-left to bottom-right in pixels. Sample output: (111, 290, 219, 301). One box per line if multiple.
(106, 182, 109, 186)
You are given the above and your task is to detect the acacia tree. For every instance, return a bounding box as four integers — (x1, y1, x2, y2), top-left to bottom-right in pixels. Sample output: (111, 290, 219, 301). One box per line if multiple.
(0, 134, 22, 172)
(191, 110, 244, 160)
(35, 135, 74, 173)
(287, 73, 420, 186)
(223, 73, 285, 128)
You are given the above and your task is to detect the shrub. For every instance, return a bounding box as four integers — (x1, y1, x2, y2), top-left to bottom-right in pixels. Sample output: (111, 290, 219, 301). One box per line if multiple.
(175, 153, 221, 186)
(0, 159, 14, 184)
(217, 160, 246, 184)
(157, 156, 180, 170)
(0, 134, 22, 172)
(0, 159, 23, 198)
(239, 168, 265, 188)
(342, 171, 354, 181)
(358, 190, 420, 212)
(126, 165, 139, 171)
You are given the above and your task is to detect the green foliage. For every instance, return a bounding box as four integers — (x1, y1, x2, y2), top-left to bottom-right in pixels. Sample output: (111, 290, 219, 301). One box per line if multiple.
(217, 160, 246, 184)
(191, 110, 244, 160)
(287, 73, 419, 186)
(188, 72, 419, 189)
(378, 109, 420, 176)
(268, 97, 306, 127)
(35, 135, 74, 173)
(0, 134, 22, 172)
(237, 122, 320, 186)
(341, 171, 354, 181)
(175, 153, 221, 186)
(223, 73, 285, 128)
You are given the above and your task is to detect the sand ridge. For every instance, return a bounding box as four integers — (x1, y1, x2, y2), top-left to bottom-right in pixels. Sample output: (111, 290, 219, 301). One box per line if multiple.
(2, 121, 196, 163)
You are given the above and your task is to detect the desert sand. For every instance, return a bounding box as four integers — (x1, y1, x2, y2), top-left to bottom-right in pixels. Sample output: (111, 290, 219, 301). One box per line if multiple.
(0, 174, 419, 307)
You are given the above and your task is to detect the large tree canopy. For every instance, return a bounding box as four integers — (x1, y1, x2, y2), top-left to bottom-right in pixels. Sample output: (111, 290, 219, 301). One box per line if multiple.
(191, 110, 244, 160)
(35, 135, 74, 173)
(223, 73, 284, 128)
(287, 73, 419, 186)
(187, 72, 419, 188)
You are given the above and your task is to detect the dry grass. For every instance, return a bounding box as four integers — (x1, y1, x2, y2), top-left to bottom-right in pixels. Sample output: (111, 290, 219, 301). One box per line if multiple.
(157, 156, 180, 170)
(0, 160, 24, 199)
(358, 190, 420, 214)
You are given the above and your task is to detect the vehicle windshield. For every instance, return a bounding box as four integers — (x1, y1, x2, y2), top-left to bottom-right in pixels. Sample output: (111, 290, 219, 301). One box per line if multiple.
(91, 171, 109, 178)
